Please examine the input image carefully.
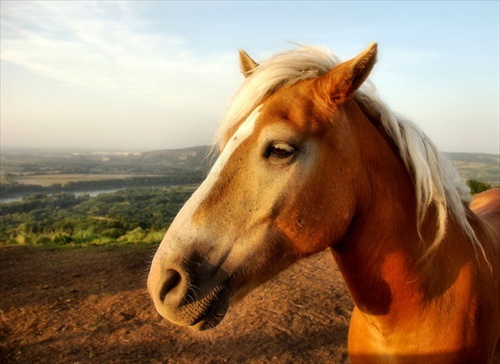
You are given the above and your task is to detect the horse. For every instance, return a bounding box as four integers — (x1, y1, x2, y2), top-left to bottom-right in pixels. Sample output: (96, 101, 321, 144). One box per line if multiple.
(148, 43, 500, 363)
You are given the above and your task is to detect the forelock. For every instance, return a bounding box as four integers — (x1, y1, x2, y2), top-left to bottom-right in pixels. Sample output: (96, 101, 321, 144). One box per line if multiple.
(214, 46, 342, 147)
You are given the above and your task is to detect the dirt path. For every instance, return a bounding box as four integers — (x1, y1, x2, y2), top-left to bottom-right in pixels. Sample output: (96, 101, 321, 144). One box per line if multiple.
(0, 244, 353, 363)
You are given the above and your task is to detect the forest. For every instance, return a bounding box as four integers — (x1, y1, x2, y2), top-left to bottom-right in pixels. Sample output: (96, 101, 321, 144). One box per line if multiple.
(0, 179, 496, 247)
(0, 171, 204, 198)
(0, 187, 194, 246)
(0, 148, 210, 246)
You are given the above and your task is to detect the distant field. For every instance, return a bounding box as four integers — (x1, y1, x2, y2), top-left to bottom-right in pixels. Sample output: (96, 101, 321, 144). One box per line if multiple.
(12, 174, 152, 187)
(0, 173, 9, 184)
(445, 153, 499, 185)
(1, 148, 498, 188)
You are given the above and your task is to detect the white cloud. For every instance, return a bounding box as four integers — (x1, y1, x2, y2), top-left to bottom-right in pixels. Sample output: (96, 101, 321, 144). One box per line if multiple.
(1, 1, 242, 149)
(1, 1, 497, 153)
(1, 1, 236, 108)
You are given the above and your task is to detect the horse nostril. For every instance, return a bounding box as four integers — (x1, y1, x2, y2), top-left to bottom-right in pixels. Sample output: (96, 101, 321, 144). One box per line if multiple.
(160, 269, 182, 302)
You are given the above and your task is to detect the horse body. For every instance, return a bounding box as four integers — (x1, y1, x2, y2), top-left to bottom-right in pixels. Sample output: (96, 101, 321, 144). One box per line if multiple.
(148, 43, 500, 363)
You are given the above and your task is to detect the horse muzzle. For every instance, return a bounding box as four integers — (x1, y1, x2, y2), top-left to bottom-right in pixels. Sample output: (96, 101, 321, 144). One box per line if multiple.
(148, 251, 232, 331)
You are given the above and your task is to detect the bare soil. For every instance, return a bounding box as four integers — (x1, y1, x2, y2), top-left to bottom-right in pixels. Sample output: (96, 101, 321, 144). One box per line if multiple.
(0, 244, 353, 363)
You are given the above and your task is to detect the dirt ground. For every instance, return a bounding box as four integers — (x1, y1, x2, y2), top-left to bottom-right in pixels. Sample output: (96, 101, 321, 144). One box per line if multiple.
(0, 244, 353, 363)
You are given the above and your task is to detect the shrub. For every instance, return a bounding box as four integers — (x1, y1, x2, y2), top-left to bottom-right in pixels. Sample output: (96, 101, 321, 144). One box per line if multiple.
(72, 230, 100, 244)
(467, 179, 492, 194)
(52, 232, 72, 245)
(34, 236, 52, 245)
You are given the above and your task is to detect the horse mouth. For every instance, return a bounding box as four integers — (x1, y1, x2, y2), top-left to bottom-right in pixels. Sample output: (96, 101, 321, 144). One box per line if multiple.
(181, 285, 231, 331)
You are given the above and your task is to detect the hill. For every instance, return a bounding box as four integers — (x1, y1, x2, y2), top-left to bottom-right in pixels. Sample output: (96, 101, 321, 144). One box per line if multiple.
(444, 152, 499, 185)
(137, 149, 500, 184)
(1, 147, 498, 187)
(0, 146, 212, 178)
(0, 147, 212, 199)
(139, 145, 213, 170)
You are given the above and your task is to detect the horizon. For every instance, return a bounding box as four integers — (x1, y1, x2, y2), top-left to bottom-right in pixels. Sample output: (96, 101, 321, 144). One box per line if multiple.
(1, 145, 499, 157)
(1, 1, 499, 154)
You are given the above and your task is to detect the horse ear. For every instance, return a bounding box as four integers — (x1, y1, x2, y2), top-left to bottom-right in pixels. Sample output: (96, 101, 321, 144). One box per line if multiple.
(319, 42, 377, 104)
(239, 50, 259, 78)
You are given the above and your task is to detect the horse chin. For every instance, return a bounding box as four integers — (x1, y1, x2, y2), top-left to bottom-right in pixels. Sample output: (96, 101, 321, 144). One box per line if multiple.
(189, 313, 225, 331)
(190, 283, 259, 331)
(159, 283, 229, 331)
(188, 289, 231, 331)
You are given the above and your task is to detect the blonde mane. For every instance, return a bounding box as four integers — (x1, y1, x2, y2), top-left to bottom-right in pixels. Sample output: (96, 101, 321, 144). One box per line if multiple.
(215, 45, 484, 258)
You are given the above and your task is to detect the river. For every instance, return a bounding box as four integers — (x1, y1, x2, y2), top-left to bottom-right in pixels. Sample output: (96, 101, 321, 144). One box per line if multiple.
(0, 186, 182, 204)
(0, 188, 126, 204)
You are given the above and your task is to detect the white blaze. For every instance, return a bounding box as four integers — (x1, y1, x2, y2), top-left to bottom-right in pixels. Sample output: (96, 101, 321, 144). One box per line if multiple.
(191, 106, 261, 204)
(166, 106, 261, 231)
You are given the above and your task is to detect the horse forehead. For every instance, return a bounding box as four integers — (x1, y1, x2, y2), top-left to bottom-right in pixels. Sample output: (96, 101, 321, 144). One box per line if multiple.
(259, 85, 331, 132)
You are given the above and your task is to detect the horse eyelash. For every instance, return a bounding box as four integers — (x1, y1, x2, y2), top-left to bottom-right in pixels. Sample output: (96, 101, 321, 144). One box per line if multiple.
(264, 142, 296, 159)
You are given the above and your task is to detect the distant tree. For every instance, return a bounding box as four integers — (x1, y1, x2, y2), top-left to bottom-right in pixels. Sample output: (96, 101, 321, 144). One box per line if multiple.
(467, 179, 492, 194)
(0, 187, 193, 245)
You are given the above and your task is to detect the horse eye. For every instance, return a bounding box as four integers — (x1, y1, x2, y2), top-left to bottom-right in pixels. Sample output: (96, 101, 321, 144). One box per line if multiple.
(265, 142, 295, 159)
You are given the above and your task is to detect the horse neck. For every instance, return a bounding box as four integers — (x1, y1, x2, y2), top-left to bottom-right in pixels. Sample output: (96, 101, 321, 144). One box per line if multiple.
(330, 99, 476, 323)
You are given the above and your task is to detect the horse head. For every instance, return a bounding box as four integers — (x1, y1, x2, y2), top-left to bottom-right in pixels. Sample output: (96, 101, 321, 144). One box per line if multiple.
(147, 43, 378, 330)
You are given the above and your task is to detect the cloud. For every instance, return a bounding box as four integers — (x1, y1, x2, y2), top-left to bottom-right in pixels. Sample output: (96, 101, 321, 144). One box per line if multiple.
(2, 1, 497, 153)
(1, 1, 237, 110)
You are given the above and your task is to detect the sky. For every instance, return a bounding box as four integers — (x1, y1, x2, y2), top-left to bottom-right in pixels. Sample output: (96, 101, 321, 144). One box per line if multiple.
(1, 1, 499, 154)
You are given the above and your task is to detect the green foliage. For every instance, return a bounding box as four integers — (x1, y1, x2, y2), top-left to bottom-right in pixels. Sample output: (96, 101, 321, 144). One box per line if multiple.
(467, 179, 493, 194)
(0, 147, 210, 199)
(0, 172, 205, 198)
(0, 187, 194, 246)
